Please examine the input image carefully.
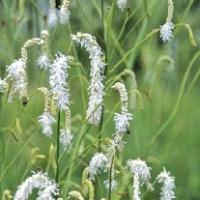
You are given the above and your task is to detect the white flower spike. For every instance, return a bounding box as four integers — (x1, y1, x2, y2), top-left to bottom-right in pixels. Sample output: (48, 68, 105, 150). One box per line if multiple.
(160, 0, 174, 42)
(71, 32, 105, 126)
(14, 171, 59, 200)
(157, 168, 175, 200)
(88, 153, 108, 180)
(49, 53, 72, 111)
(127, 159, 151, 200)
(112, 82, 133, 134)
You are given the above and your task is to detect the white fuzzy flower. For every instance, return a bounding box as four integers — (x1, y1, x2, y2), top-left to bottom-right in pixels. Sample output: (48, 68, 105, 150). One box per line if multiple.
(59, 0, 70, 24)
(48, 8, 59, 28)
(114, 112, 133, 134)
(38, 112, 56, 137)
(37, 54, 50, 70)
(112, 82, 133, 134)
(6, 59, 27, 99)
(104, 179, 118, 191)
(49, 53, 71, 111)
(89, 153, 108, 180)
(127, 159, 151, 200)
(14, 171, 59, 200)
(160, 22, 174, 42)
(60, 129, 73, 151)
(0, 78, 7, 93)
(157, 168, 175, 200)
(127, 159, 151, 183)
(117, 0, 127, 11)
(71, 32, 105, 126)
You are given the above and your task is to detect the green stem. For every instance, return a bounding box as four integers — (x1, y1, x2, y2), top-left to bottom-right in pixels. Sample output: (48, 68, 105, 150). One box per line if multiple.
(62, 124, 90, 195)
(108, 155, 114, 200)
(98, 0, 107, 151)
(0, 93, 3, 194)
(148, 51, 200, 146)
(56, 110, 61, 185)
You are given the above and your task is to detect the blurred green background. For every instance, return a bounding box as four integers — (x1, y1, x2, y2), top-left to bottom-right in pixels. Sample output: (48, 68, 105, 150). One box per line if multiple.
(0, 0, 200, 199)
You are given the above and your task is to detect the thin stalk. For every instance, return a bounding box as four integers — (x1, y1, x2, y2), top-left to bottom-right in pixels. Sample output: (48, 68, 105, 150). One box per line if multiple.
(0, 93, 3, 194)
(148, 51, 200, 145)
(63, 124, 90, 195)
(56, 110, 61, 185)
(108, 155, 115, 200)
(98, 0, 107, 151)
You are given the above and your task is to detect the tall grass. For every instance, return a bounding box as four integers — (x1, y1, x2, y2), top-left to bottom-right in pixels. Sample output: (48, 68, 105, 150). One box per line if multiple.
(0, 0, 200, 199)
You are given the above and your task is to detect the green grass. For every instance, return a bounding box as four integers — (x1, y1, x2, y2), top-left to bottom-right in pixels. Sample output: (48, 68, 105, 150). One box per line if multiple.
(0, 0, 200, 199)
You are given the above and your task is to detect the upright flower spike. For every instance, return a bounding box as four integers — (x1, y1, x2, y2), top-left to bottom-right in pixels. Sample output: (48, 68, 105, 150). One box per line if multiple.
(38, 87, 56, 137)
(157, 168, 175, 200)
(14, 171, 59, 200)
(60, 107, 73, 151)
(88, 153, 108, 181)
(160, 0, 174, 42)
(59, 0, 70, 24)
(71, 32, 105, 126)
(112, 82, 133, 134)
(127, 159, 151, 200)
(117, 0, 127, 11)
(48, 0, 59, 28)
(49, 53, 72, 111)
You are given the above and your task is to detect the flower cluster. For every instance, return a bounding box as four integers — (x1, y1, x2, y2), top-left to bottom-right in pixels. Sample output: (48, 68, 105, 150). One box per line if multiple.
(127, 159, 151, 200)
(49, 53, 72, 111)
(160, 0, 174, 42)
(71, 32, 105, 126)
(160, 22, 174, 42)
(112, 82, 133, 134)
(157, 168, 175, 200)
(88, 153, 108, 180)
(14, 171, 59, 200)
(37, 54, 51, 70)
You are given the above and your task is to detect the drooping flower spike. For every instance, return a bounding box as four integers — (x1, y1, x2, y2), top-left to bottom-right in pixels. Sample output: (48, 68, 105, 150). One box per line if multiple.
(71, 32, 105, 126)
(112, 82, 133, 134)
(6, 31, 46, 102)
(160, 0, 174, 42)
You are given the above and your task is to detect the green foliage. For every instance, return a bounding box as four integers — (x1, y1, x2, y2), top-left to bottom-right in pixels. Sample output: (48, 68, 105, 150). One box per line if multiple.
(0, 0, 200, 199)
